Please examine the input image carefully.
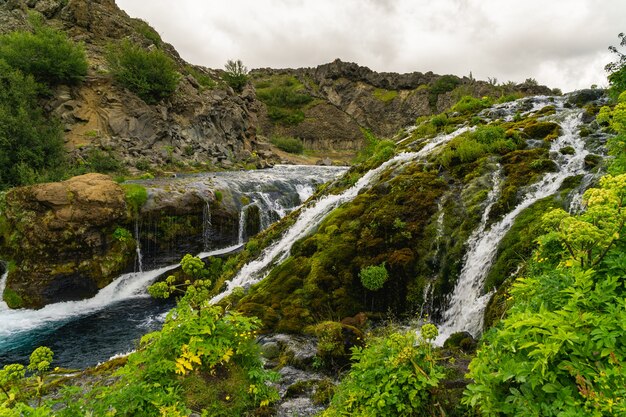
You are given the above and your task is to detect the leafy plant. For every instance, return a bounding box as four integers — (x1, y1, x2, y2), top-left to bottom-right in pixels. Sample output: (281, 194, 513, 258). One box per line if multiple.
(321, 329, 444, 416)
(0, 60, 65, 189)
(359, 262, 388, 291)
(122, 183, 148, 215)
(107, 39, 180, 104)
(222, 59, 248, 92)
(538, 174, 626, 268)
(270, 135, 304, 154)
(27, 346, 54, 407)
(0, 16, 87, 85)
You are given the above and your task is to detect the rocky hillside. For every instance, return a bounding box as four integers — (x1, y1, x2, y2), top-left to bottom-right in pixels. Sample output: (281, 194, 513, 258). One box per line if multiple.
(0, 0, 267, 173)
(0, 1, 555, 172)
(251, 60, 553, 151)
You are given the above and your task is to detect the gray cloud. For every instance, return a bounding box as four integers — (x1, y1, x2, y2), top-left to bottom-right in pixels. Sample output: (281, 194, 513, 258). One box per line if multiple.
(116, 0, 626, 92)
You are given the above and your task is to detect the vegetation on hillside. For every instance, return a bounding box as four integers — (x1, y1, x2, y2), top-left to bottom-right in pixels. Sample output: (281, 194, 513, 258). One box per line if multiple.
(106, 39, 180, 104)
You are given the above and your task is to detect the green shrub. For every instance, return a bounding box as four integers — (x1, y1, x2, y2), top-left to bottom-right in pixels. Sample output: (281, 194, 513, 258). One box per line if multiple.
(131, 18, 162, 46)
(222, 59, 248, 92)
(429, 74, 461, 109)
(122, 183, 148, 214)
(85, 148, 123, 173)
(0, 18, 87, 85)
(255, 75, 313, 126)
(107, 39, 180, 104)
(270, 135, 304, 154)
(359, 262, 388, 291)
(321, 330, 444, 416)
(451, 95, 493, 114)
(113, 227, 133, 243)
(0, 60, 65, 189)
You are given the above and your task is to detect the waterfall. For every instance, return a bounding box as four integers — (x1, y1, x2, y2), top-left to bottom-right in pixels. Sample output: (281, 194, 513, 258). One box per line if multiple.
(0, 269, 8, 312)
(0, 244, 244, 345)
(435, 108, 588, 344)
(238, 204, 251, 245)
(134, 218, 143, 273)
(202, 199, 212, 251)
(211, 126, 471, 303)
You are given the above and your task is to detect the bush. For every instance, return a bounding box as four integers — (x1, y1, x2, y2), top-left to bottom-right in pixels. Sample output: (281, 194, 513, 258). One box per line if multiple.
(222, 59, 248, 92)
(107, 39, 180, 104)
(451, 95, 493, 114)
(0, 18, 88, 85)
(122, 183, 148, 214)
(85, 148, 123, 173)
(359, 262, 388, 291)
(255, 75, 313, 125)
(0, 60, 65, 189)
(321, 330, 444, 416)
(270, 135, 304, 154)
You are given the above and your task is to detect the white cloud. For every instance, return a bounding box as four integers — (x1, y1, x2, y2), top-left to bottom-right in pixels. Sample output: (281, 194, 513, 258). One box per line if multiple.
(116, 0, 626, 92)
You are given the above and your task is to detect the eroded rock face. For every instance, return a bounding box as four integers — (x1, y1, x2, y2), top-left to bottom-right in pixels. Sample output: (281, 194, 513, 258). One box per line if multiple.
(0, 0, 273, 171)
(0, 174, 134, 309)
(253, 59, 554, 143)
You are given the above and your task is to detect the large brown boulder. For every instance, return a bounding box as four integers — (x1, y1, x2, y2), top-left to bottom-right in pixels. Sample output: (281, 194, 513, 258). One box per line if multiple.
(0, 174, 135, 309)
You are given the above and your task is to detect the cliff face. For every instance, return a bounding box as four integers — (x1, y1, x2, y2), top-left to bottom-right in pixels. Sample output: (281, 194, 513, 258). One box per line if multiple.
(252, 60, 553, 150)
(0, 174, 135, 309)
(1, 2, 555, 168)
(0, 0, 270, 172)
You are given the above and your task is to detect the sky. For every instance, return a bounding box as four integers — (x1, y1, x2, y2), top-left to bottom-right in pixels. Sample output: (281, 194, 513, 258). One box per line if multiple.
(115, 0, 626, 93)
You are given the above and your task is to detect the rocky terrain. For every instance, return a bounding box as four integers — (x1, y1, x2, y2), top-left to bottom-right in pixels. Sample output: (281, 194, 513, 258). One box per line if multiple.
(0, 0, 555, 172)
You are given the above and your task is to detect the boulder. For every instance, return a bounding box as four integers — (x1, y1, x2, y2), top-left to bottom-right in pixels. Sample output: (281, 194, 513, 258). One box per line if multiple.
(0, 174, 135, 309)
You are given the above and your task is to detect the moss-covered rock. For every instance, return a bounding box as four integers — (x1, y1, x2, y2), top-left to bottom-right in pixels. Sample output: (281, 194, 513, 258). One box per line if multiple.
(0, 174, 136, 308)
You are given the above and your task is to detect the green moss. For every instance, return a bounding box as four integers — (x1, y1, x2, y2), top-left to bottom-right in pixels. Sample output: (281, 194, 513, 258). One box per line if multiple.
(373, 88, 398, 103)
(237, 167, 446, 330)
(3, 286, 23, 309)
(122, 183, 148, 215)
(522, 121, 561, 140)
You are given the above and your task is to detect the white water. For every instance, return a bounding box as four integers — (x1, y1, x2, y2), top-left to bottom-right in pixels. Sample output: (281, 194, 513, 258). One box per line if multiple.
(435, 108, 588, 344)
(0, 244, 243, 341)
(134, 219, 143, 273)
(0, 270, 8, 312)
(211, 126, 471, 303)
(202, 199, 212, 251)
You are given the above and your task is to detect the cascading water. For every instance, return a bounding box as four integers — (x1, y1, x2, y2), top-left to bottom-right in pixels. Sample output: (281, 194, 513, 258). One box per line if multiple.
(238, 203, 252, 245)
(435, 102, 589, 344)
(1, 166, 348, 367)
(0, 270, 8, 312)
(211, 126, 471, 303)
(134, 218, 143, 273)
(202, 199, 212, 251)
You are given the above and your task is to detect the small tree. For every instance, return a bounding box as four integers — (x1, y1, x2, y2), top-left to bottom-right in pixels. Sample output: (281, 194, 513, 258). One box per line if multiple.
(223, 59, 248, 92)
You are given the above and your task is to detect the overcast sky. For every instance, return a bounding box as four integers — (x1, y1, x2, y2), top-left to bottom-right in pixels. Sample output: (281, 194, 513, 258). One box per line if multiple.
(116, 0, 625, 92)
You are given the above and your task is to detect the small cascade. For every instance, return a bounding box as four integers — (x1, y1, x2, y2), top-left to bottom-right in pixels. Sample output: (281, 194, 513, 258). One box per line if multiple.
(0, 244, 243, 347)
(436, 107, 588, 344)
(0, 269, 9, 312)
(238, 204, 251, 245)
(211, 126, 471, 303)
(202, 199, 212, 251)
(134, 218, 143, 273)
(568, 173, 597, 214)
(0, 264, 177, 343)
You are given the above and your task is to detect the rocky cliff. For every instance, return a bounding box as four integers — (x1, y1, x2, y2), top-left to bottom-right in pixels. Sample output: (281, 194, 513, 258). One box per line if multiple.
(251, 59, 554, 150)
(0, 174, 135, 308)
(0, 0, 272, 173)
